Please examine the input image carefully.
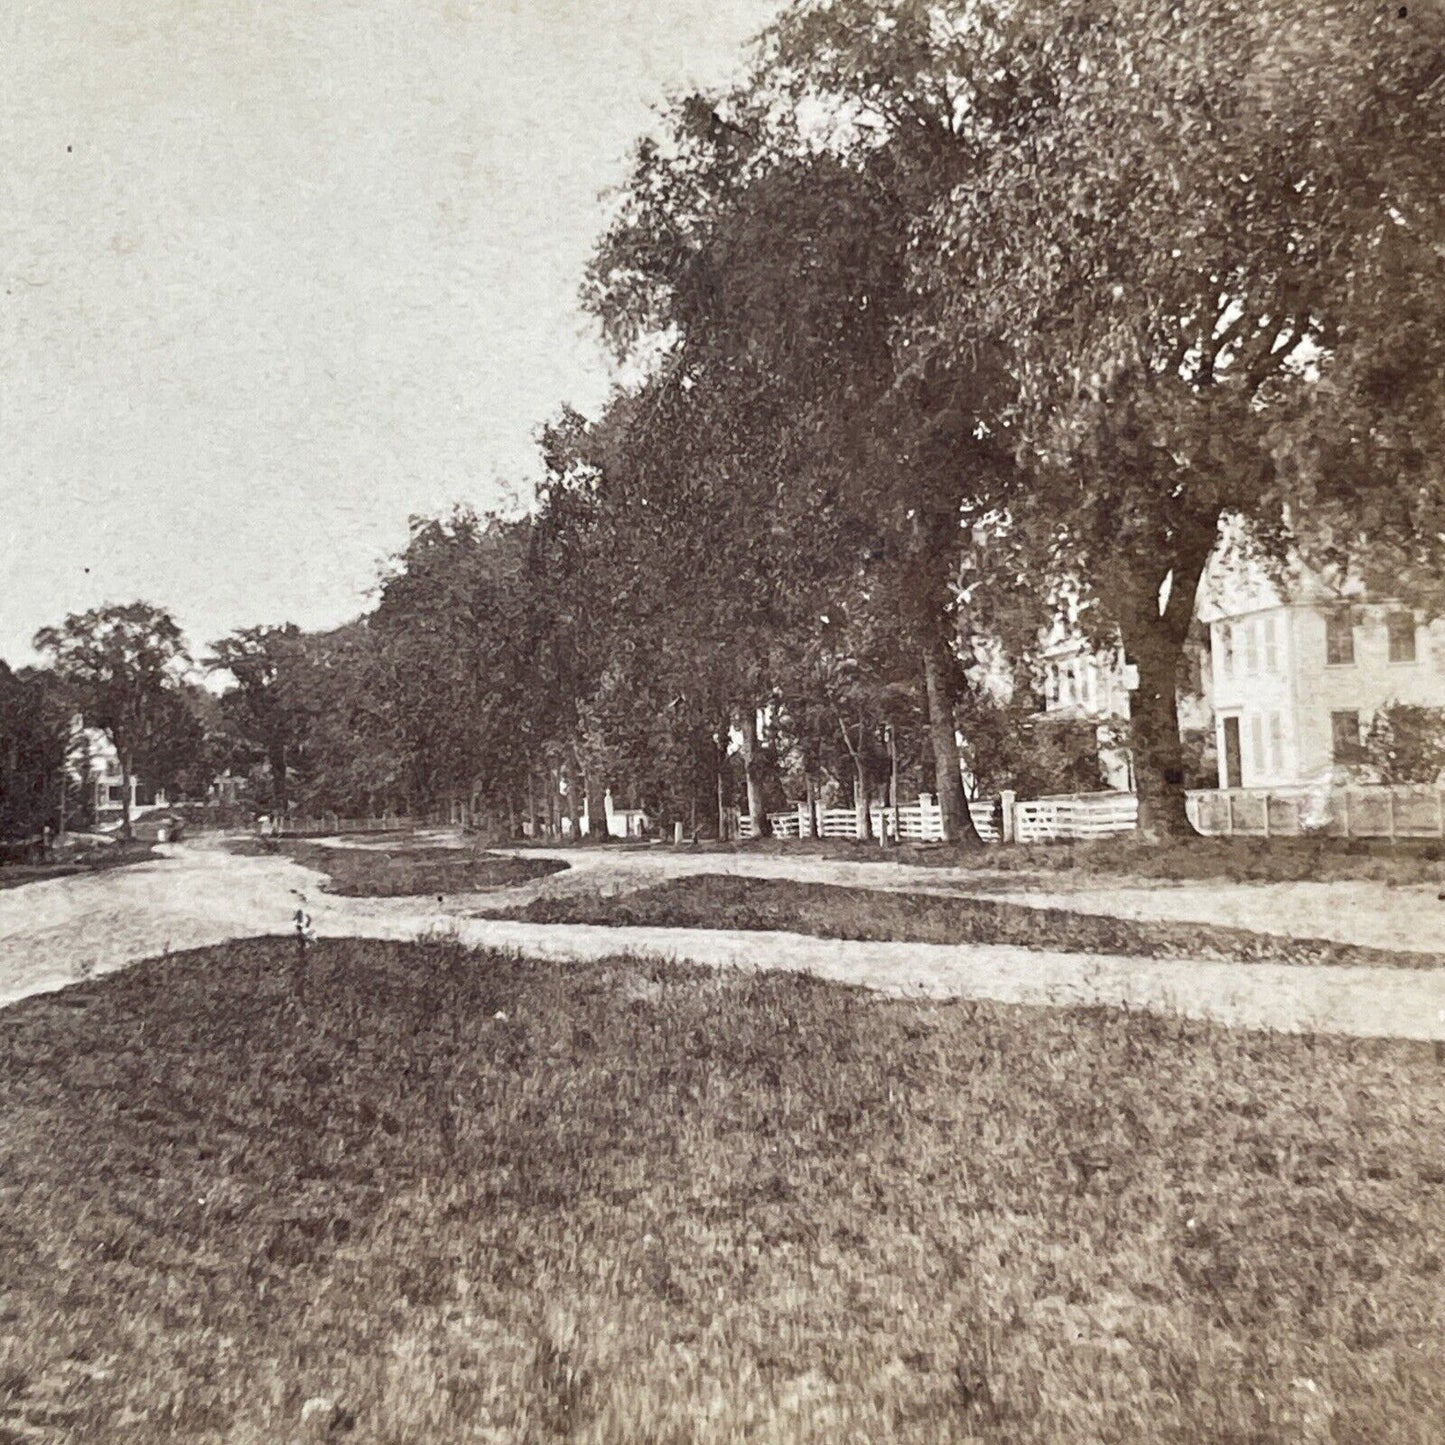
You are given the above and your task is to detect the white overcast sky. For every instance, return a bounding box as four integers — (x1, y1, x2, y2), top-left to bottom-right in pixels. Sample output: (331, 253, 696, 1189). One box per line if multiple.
(1, 0, 778, 665)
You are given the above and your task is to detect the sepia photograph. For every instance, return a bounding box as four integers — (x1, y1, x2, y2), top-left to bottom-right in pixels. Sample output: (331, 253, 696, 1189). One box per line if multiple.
(2, 0, 1443, 1439)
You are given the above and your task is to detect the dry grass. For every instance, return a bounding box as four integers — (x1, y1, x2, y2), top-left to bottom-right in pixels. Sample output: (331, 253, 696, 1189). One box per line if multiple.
(944, 835, 1445, 886)
(274, 843, 567, 897)
(670, 833, 1445, 886)
(0, 841, 161, 893)
(1, 937, 1442, 1442)
(509, 873, 1439, 970)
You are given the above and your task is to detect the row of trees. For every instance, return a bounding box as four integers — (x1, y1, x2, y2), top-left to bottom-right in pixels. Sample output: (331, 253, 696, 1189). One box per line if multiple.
(7, 0, 1440, 846)
(222, 0, 1443, 845)
(2, 605, 407, 843)
(383, 0, 1441, 842)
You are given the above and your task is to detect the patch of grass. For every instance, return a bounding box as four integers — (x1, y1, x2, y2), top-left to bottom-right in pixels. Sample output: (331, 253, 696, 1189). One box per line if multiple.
(943, 834, 1445, 886)
(279, 842, 568, 897)
(0, 841, 162, 892)
(679, 833, 1445, 885)
(509, 873, 1440, 969)
(1, 937, 1442, 1442)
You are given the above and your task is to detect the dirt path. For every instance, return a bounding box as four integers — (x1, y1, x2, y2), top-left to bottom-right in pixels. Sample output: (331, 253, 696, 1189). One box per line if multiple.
(0, 836, 1440, 1039)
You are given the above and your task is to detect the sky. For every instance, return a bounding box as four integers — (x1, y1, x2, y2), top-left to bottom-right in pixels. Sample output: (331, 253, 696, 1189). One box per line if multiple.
(1, 0, 779, 666)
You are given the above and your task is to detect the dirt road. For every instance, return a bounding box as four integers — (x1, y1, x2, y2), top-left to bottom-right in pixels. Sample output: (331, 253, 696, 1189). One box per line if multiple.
(0, 835, 1440, 1039)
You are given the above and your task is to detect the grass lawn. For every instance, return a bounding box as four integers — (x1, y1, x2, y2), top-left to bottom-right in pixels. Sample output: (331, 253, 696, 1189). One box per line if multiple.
(0, 841, 161, 892)
(1, 938, 1442, 1442)
(253, 841, 568, 897)
(508, 874, 1439, 970)
(670, 833, 1445, 886)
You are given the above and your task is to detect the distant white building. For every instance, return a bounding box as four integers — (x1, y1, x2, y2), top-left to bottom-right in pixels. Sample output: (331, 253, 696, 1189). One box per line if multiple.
(75, 725, 167, 818)
(1035, 627, 1211, 792)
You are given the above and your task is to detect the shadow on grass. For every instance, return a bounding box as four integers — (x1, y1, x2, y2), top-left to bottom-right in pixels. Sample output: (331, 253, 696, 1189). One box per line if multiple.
(0, 841, 162, 892)
(506, 873, 1441, 970)
(667, 833, 1445, 886)
(230, 840, 570, 897)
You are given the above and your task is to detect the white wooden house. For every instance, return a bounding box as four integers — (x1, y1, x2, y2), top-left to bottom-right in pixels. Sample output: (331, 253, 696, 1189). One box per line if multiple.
(78, 725, 167, 818)
(1200, 560, 1445, 788)
(1032, 521, 1445, 795)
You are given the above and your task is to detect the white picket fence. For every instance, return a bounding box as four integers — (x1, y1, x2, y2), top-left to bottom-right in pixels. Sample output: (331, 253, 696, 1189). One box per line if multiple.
(274, 814, 419, 837)
(737, 789, 1145, 845)
(1186, 784, 1445, 840)
(1013, 792, 1139, 843)
(738, 796, 999, 843)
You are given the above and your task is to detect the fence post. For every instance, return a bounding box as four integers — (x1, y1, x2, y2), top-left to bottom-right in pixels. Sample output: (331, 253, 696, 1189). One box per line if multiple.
(1000, 790, 1016, 844)
(1340, 789, 1350, 839)
(1261, 792, 1270, 840)
(1387, 790, 1396, 846)
(1224, 792, 1234, 837)
(1437, 788, 1444, 839)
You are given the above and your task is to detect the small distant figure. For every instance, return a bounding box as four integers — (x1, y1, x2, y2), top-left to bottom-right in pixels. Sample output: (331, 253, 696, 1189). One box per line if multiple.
(41, 823, 53, 862)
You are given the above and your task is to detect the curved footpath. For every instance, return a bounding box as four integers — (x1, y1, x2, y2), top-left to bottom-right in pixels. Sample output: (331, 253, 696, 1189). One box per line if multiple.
(0, 837, 1440, 1040)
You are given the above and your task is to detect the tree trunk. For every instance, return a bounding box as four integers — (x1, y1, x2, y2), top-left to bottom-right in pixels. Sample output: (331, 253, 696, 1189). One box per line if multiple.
(740, 707, 767, 841)
(716, 769, 727, 841)
(804, 773, 818, 839)
(921, 637, 982, 847)
(561, 759, 579, 842)
(1120, 532, 1214, 843)
(269, 744, 289, 817)
(853, 760, 873, 842)
(583, 771, 602, 844)
(1128, 621, 1193, 840)
(881, 722, 899, 848)
(119, 747, 134, 842)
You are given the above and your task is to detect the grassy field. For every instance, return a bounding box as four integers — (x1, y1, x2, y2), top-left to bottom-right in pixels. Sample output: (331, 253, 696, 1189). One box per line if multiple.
(257, 841, 567, 897)
(0, 841, 161, 893)
(1, 937, 1441, 1442)
(509, 873, 1439, 970)
(655, 833, 1445, 886)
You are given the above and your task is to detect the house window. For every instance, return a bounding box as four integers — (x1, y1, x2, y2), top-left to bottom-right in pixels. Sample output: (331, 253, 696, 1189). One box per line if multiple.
(1387, 612, 1417, 663)
(1263, 617, 1278, 673)
(1250, 715, 1265, 774)
(1325, 611, 1355, 666)
(1219, 623, 1235, 679)
(1268, 713, 1283, 775)
(1244, 623, 1260, 675)
(1330, 709, 1361, 762)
